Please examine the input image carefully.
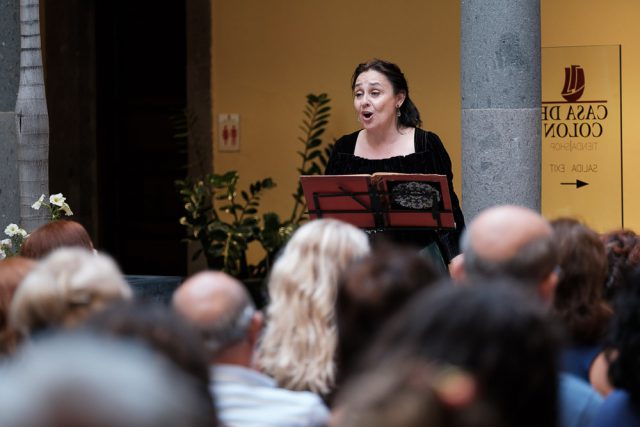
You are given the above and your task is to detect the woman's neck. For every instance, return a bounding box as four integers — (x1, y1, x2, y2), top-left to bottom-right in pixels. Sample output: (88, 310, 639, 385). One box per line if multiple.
(364, 125, 407, 147)
(355, 126, 415, 159)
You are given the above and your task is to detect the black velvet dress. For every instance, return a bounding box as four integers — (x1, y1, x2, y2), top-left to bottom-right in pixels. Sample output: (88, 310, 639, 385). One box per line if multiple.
(324, 128, 465, 263)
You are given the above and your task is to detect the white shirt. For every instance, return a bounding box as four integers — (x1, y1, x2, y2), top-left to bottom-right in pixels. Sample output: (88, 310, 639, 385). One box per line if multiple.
(211, 364, 329, 427)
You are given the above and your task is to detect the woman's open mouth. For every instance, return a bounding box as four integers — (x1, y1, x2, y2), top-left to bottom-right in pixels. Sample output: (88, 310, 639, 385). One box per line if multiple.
(362, 111, 373, 119)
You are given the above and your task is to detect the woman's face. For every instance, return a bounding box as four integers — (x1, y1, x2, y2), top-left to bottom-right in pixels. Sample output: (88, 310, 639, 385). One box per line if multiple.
(353, 70, 405, 131)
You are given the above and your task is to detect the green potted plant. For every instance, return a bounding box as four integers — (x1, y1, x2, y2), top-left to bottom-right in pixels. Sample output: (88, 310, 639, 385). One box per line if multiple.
(176, 93, 332, 304)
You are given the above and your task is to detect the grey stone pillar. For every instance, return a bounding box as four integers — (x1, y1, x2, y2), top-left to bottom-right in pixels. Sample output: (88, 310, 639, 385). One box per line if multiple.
(186, 0, 213, 179)
(0, 0, 20, 226)
(186, 0, 212, 274)
(461, 0, 541, 220)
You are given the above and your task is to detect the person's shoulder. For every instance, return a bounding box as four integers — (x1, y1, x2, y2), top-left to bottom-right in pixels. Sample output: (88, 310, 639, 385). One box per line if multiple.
(592, 390, 640, 427)
(333, 130, 360, 154)
(414, 128, 445, 152)
(415, 128, 442, 142)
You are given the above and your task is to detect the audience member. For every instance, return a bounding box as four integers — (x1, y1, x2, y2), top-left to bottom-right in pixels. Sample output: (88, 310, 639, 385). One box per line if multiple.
(592, 266, 640, 427)
(331, 356, 503, 427)
(551, 218, 613, 388)
(257, 219, 370, 396)
(601, 229, 640, 302)
(451, 205, 559, 301)
(9, 247, 132, 338)
(451, 205, 603, 427)
(0, 257, 35, 355)
(342, 283, 559, 427)
(21, 219, 94, 259)
(173, 270, 329, 427)
(84, 301, 218, 425)
(335, 244, 441, 390)
(0, 332, 214, 427)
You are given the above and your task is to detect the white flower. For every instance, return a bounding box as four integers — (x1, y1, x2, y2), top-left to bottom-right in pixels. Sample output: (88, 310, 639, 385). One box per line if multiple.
(49, 193, 66, 207)
(31, 194, 45, 210)
(0, 249, 5, 260)
(4, 223, 20, 237)
(61, 203, 74, 216)
(18, 228, 27, 237)
(1, 238, 11, 248)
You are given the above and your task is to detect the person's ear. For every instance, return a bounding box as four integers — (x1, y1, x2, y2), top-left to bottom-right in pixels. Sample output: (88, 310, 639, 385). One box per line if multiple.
(247, 310, 263, 346)
(538, 268, 559, 305)
(449, 254, 466, 282)
(395, 91, 406, 108)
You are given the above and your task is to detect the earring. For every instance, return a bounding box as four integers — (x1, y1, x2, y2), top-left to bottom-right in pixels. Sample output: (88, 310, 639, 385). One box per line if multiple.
(396, 107, 401, 118)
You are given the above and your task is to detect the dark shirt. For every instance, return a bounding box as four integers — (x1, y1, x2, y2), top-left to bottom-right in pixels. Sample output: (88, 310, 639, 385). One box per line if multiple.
(325, 128, 465, 262)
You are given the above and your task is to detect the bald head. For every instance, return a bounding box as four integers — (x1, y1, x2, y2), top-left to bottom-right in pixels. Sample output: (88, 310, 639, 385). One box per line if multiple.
(173, 271, 256, 356)
(460, 205, 558, 289)
(468, 205, 553, 262)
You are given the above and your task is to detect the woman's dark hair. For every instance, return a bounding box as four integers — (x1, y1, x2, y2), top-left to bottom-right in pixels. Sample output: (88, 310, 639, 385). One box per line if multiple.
(335, 245, 441, 387)
(601, 229, 640, 302)
(21, 219, 93, 259)
(550, 218, 612, 345)
(351, 59, 422, 128)
(365, 281, 560, 427)
(606, 266, 640, 401)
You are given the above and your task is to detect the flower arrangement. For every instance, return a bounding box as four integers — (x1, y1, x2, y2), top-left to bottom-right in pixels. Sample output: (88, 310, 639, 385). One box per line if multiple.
(0, 224, 28, 258)
(0, 193, 73, 259)
(31, 193, 74, 219)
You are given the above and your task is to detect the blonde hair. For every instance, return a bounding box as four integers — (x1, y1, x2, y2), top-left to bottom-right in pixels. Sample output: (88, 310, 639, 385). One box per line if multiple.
(257, 219, 370, 395)
(9, 248, 132, 337)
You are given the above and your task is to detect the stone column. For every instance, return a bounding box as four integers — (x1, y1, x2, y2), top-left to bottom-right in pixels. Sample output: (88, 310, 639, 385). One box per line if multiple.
(0, 0, 20, 225)
(460, 0, 541, 220)
(186, 0, 213, 179)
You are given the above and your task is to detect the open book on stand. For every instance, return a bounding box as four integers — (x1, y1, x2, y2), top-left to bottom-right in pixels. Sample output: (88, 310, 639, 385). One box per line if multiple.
(300, 173, 457, 231)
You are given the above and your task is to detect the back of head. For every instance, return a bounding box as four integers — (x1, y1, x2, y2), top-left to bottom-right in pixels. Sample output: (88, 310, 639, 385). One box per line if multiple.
(9, 247, 132, 337)
(351, 59, 422, 128)
(607, 266, 640, 401)
(601, 229, 640, 302)
(172, 270, 255, 359)
(0, 257, 36, 355)
(551, 218, 611, 344)
(336, 244, 441, 385)
(259, 219, 370, 394)
(367, 282, 559, 427)
(334, 358, 504, 427)
(0, 332, 214, 427)
(21, 220, 94, 260)
(461, 205, 558, 287)
(84, 301, 218, 425)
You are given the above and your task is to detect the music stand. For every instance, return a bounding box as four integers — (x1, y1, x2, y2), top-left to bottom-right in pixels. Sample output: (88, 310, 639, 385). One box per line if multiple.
(300, 173, 457, 232)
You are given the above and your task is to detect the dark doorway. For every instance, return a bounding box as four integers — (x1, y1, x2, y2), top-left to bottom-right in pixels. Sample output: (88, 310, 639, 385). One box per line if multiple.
(95, 1, 187, 275)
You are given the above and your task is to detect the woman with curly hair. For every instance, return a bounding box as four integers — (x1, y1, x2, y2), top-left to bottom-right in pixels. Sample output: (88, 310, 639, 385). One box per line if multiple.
(551, 218, 613, 389)
(601, 229, 640, 303)
(256, 219, 370, 396)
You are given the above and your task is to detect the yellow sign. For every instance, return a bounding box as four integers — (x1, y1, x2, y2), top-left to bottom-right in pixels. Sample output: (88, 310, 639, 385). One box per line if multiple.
(541, 45, 622, 231)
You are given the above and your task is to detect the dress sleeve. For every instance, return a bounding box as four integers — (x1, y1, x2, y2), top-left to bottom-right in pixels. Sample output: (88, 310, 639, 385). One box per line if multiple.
(426, 132, 466, 260)
(324, 133, 355, 175)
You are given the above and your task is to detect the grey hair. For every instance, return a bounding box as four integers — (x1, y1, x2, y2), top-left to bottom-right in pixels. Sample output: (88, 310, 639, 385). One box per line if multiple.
(461, 229, 559, 287)
(0, 332, 213, 427)
(200, 292, 255, 355)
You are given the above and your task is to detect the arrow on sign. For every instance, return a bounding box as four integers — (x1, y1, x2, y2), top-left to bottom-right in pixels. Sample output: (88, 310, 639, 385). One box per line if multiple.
(561, 179, 589, 189)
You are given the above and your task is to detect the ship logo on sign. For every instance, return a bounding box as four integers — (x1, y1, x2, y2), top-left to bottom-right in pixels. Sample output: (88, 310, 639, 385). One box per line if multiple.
(561, 65, 585, 103)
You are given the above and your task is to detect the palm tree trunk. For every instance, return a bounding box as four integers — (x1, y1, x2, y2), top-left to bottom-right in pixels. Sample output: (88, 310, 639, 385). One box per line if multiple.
(15, 0, 49, 232)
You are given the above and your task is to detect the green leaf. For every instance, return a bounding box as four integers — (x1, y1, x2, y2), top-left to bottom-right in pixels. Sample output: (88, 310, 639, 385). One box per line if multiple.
(308, 139, 322, 149)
